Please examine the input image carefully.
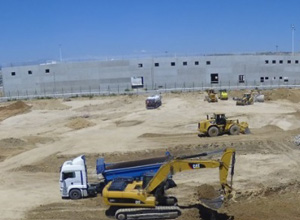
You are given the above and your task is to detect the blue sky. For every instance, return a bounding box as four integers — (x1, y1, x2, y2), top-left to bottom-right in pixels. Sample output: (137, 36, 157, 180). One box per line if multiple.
(0, 0, 299, 65)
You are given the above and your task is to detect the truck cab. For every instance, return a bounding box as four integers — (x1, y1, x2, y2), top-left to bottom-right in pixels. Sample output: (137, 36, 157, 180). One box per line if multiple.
(60, 155, 97, 199)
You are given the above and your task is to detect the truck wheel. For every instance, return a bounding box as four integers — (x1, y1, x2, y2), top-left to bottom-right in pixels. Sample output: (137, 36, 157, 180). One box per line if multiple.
(208, 126, 219, 137)
(69, 189, 81, 200)
(229, 125, 240, 135)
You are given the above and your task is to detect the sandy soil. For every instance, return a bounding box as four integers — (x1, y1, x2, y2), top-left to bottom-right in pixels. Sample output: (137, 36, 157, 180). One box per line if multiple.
(0, 88, 299, 220)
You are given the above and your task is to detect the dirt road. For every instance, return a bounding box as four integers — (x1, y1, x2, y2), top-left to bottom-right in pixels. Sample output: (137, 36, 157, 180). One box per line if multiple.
(0, 89, 299, 220)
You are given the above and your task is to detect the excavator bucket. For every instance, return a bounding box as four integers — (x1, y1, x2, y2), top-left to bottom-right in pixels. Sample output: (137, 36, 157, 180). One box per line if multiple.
(200, 195, 224, 210)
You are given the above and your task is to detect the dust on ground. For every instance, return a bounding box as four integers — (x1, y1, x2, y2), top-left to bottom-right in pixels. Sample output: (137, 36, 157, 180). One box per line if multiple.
(0, 89, 300, 220)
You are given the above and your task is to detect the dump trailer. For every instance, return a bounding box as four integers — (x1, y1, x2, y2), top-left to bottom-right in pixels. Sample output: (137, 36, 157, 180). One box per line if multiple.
(198, 113, 250, 137)
(60, 154, 173, 199)
(145, 95, 162, 109)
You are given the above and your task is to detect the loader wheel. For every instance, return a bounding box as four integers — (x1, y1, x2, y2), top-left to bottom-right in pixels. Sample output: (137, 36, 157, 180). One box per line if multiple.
(229, 125, 240, 135)
(69, 189, 81, 200)
(208, 126, 219, 137)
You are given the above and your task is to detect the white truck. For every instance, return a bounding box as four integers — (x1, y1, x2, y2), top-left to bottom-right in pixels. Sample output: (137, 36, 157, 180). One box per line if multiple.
(60, 155, 97, 199)
(145, 94, 162, 109)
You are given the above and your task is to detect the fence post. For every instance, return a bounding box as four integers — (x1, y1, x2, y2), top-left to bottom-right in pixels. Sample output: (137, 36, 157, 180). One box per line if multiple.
(17, 90, 19, 99)
(89, 86, 91, 96)
(108, 85, 110, 95)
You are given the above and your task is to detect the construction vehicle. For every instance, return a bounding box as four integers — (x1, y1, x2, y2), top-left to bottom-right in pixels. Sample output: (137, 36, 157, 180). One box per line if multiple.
(198, 113, 250, 137)
(204, 89, 218, 102)
(236, 92, 254, 105)
(102, 148, 236, 220)
(145, 95, 162, 109)
(219, 89, 228, 100)
(60, 153, 174, 199)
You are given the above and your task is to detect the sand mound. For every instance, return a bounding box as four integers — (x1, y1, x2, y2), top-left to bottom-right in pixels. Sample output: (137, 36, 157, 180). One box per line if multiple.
(0, 101, 31, 121)
(66, 117, 96, 130)
(115, 120, 144, 127)
(0, 138, 27, 148)
(29, 99, 71, 110)
(264, 88, 300, 103)
(196, 184, 220, 200)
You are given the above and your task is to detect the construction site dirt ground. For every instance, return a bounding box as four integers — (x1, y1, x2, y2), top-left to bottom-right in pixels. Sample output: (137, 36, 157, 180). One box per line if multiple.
(0, 88, 300, 220)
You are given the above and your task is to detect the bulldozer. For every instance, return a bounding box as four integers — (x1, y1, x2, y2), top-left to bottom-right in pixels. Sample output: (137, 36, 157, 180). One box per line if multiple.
(102, 148, 236, 220)
(204, 89, 218, 102)
(219, 89, 228, 100)
(236, 92, 254, 105)
(198, 113, 250, 137)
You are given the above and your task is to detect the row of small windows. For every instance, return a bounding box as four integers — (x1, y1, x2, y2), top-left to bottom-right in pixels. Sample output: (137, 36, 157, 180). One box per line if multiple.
(138, 61, 211, 68)
(11, 69, 50, 76)
(265, 60, 299, 64)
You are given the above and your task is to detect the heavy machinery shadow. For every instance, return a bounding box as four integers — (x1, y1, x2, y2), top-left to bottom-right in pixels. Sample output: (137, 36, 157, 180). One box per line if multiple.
(180, 204, 234, 220)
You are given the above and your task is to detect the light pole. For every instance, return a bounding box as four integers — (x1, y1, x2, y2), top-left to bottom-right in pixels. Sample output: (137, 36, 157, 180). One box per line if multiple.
(291, 25, 295, 55)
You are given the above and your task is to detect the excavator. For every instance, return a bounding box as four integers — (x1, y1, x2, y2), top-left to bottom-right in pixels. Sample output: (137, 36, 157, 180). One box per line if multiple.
(204, 89, 218, 102)
(236, 92, 254, 105)
(102, 148, 236, 220)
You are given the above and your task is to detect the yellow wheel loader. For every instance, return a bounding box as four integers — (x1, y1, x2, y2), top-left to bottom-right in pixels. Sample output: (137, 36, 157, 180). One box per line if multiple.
(102, 148, 236, 220)
(198, 113, 250, 137)
(236, 93, 254, 105)
(204, 89, 218, 102)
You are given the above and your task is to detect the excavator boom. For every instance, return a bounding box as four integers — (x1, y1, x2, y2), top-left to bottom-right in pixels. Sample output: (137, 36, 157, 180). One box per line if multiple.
(102, 148, 236, 220)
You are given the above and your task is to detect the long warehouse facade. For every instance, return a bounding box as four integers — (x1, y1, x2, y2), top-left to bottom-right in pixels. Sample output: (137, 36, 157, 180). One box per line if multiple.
(2, 53, 300, 97)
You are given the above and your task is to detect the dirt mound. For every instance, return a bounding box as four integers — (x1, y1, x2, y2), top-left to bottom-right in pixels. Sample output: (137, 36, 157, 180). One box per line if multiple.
(0, 137, 33, 162)
(28, 99, 71, 110)
(0, 137, 27, 148)
(0, 101, 31, 121)
(115, 120, 144, 127)
(264, 88, 300, 103)
(66, 117, 96, 130)
(196, 184, 220, 200)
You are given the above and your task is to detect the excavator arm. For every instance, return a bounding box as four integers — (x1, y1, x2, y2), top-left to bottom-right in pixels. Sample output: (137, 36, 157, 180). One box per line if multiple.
(146, 148, 236, 196)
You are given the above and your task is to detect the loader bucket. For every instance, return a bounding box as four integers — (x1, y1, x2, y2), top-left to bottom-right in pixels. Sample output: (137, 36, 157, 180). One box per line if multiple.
(236, 100, 245, 106)
(239, 122, 250, 134)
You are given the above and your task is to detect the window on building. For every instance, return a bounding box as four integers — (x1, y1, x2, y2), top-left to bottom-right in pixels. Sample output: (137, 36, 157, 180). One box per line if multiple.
(265, 77, 269, 80)
(206, 61, 211, 65)
(45, 69, 50, 73)
(154, 63, 159, 67)
(238, 75, 245, 83)
(210, 73, 218, 84)
(265, 60, 269, 64)
(183, 61, 187, 66)
(295, 60, 299, 64)
(287, 60, 291, 64)
(279, 60, 283, 64)
(195, 61, 199, 65)
(260, 77, 264, 82)
(11, 72, 16, 76)
(272, 60, 276, 64)
(273, 77, 276, 80)
(284, 77, 289, 82)
(279, 76, 283, 80)
(28, 70, 32, 75)
(138, 63, 143, 68)
(171, 62, 175, 66)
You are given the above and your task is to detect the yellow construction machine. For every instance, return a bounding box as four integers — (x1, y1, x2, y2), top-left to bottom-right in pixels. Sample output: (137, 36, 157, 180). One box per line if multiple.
(236, 92, 254, 105)
(204, 89, 218, 102)
(198, 113, 250, 137)
(219, 89, 228, 100)
(102, 148, 236, 220)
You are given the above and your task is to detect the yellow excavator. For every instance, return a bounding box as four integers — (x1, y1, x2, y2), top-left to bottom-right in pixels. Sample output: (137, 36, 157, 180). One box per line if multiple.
(204, 89, 218, 102)
(102, 148, 236, 220)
